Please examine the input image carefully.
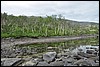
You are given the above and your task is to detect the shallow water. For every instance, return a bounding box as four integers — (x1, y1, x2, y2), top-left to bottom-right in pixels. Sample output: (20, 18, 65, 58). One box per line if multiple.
(16, 37, 99, 54)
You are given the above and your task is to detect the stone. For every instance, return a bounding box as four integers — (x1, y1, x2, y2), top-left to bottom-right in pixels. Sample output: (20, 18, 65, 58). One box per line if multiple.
(63, 57, 76, 64)
(37, 61, 50, 66)
(1, 58, 22, 66)
(94, 63, 99, 66)
(56, 53, 62, 58)
(65, 63, 74, 66)
(73, 59, 84, 65)
(61, 52, 70, 57)
(86, 49, 95, 54)
(85, 59, 96, 66)
(22, 60, 37, 66)
(1, 59, 5, 66)
(74, 59, 96, 66)
(73, 55, 84, 60)
(50, 61, 64, 66)
(86, 47, 89, 49)
(77, 52, 85, 57)
(78, 48, 83, 52)
(77, 52, 96, 58)
(63, 49, 69, 52)
(43, 52, 56, 62)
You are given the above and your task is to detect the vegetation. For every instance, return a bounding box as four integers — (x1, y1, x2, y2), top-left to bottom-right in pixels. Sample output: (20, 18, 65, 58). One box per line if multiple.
(15, 37, 99, 54)
(1, 12, 99, 38)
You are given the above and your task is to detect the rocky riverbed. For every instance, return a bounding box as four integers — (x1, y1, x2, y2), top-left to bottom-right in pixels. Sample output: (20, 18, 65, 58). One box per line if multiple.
(1, 45, 99, 66)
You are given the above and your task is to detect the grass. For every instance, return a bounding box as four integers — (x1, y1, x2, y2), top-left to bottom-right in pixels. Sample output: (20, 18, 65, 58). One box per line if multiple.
(1, 13, 99, 38)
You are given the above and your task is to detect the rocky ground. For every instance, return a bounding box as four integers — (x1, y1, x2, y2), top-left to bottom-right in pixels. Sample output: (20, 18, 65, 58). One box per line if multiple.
(1, 45, 99, 66)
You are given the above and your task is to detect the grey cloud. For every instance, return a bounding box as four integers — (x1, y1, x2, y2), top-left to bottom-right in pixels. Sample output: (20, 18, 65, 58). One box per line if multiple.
(1, 1, 99, 23)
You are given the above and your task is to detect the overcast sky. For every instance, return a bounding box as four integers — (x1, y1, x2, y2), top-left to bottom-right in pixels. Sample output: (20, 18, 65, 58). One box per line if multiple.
(1, 1, 99, 23)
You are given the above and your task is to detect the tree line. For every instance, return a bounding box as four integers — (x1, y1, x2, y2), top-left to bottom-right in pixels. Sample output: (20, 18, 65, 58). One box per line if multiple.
(1, 12, 99, 38)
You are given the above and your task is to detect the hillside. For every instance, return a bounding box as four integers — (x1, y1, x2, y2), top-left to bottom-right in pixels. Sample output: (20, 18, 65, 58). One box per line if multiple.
(1, 13, 99, 38)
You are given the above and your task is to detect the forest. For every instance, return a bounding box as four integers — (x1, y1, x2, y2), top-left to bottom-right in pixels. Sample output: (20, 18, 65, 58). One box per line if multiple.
(1, 12, 99, 38)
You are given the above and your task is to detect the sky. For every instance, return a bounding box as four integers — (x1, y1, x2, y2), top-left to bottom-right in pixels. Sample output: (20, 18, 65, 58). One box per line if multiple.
(1, 1, 99, 23)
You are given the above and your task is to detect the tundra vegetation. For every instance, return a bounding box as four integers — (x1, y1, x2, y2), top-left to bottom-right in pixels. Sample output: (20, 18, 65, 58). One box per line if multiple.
(1, 12, 99, 38)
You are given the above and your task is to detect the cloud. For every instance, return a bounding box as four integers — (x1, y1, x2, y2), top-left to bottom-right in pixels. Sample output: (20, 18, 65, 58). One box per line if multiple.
(1, 1, 99, 23)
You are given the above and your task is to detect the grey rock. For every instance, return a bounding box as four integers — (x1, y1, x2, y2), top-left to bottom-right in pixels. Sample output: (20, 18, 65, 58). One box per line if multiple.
(86, 49, 95, 54)
(73, 55, 84, 60)
(43, 52, 56, 62)
(22, 60, 37, 66)
(63, 49, 69, 52)
(50, 61, 64, 66)
(77, 52, 96, 58)
(78, 48, 83, 52)
(61, 52, 70, 57)
(1, 58, 22, 66)
(64, 63, 74, 66)
(74, 59, 96, 66)
(56, 53, 62, 58)
(37, 61, 50, 66)
(86, 47, 89, 49)
(63, 57, 76, 64)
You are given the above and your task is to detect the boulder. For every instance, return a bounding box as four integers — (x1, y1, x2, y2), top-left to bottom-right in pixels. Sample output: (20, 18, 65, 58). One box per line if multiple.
(63, 49, 69, 52)
(22, 60, 37, 66)
(86, 49, 95, 54)
(77, 52, 96, 58)
(1, 58, 22, 66)
(64, 63, 74, 66)
(56, 53, 62, 58)
(74, 59, 96, 66)
(78, 48, 83, 52)
(50, 61, 64, 66)
(61, 52, 70, 57)
(63, 57, 76, 64)
(37, 61, 50, 66)
(43, 52, 57, 62)
(86, 47, 89, 49)
(73, 55, 84, 60)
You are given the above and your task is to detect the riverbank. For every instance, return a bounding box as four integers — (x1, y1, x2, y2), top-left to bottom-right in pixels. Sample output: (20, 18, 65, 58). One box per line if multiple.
(1, 34, 99, 49)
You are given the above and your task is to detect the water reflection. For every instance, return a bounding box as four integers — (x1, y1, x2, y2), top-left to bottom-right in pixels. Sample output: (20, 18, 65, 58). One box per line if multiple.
(16, 37, 99, 54)
(72, 45, 99, 55)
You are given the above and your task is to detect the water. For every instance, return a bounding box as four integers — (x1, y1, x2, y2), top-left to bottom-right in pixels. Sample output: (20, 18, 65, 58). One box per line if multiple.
(71, 45, 99, 55)
(15, 37, 99, 55)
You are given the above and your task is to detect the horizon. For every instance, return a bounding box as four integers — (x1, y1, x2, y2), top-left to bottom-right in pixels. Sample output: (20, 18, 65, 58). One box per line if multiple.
(1, 12, 99, 23)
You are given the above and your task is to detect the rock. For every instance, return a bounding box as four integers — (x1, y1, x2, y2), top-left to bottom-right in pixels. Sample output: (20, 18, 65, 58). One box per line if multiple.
(89, 56, 99, 62)
(77, 52, 96, 58)
(85, 59, 96, 66)
(43, 52, 56, 62)
(22, 60, 37, 66)
(50, 61, 64, 66)
(78, 48, 83, 52)
(37, 61, 50, 66)
(74, 59, 96, 66)
(64, 63, 74, 66)
(56, 53, 62, 58)
(63, 49, 69, 52)
(86, 47, 89, 49)
(77, 52, 85, 57)
(55, 58, 62, 61)
(1, 59, 5, 66)
(94, 63, 99, 66)
(1, 58, 22, 66)
(63, 57, 76, 64)
(90, 47, 97, 49)
(61, 52, 70, 57)
(95, 60, 99, 63)
(73, 55, 84, 60)
(86, 49, 95, 54)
